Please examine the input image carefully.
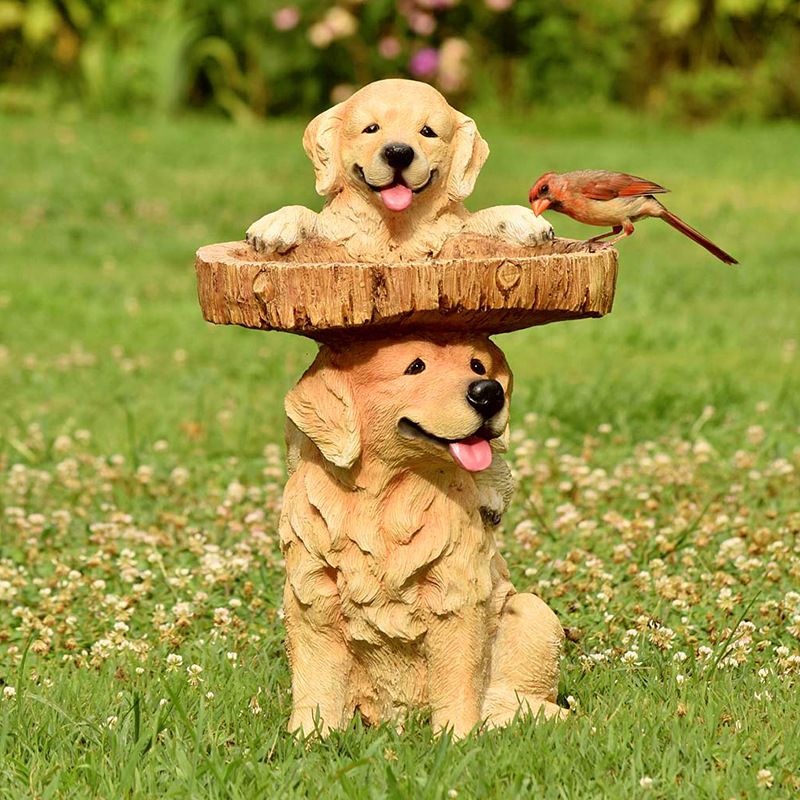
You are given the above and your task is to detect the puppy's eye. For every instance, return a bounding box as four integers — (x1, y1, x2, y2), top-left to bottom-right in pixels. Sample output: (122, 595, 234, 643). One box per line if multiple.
(420, 125, 437, 138)
(540, 183, 549, 195)
(470, 358, 486, 375)
(404, 358, 426, 375)
(362, 124, 380, 134)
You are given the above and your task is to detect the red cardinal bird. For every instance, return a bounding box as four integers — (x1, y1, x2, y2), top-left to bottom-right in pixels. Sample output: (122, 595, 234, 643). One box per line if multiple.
(529, 170, 737, 265)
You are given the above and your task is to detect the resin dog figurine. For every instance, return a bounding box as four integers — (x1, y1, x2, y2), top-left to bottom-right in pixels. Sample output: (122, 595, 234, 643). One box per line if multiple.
(280, 334, 565, 738)
(246, 79, 553, 261)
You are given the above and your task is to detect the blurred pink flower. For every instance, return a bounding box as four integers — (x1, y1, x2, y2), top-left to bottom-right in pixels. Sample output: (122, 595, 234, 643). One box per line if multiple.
(409, 11, 436, 36)
(308, 22, 333, 48)
(307, 7, 357, 48)
(438, 37, 471, 92)
(378, 36, 402, 59)
(484, 0, 513, 11)
(272, 6, 300, 31)
(325, 7, 358, 38)
(409, 48, 439, 78)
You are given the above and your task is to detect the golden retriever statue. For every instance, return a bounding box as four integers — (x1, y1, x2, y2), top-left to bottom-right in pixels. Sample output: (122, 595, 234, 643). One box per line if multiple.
(281, 334, 565, 738)
(247, 79, 554, 261)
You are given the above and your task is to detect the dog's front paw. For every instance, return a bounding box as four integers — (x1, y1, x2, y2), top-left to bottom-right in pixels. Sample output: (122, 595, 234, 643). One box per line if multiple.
(492, 205, 555, 246)
(246, 205, 317, 254)
(465, 206, 555, 247)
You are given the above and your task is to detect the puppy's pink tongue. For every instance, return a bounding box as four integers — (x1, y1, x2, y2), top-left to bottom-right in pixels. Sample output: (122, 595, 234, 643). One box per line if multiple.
(380, 184, 413, 211)
(449, 437, 493, 472)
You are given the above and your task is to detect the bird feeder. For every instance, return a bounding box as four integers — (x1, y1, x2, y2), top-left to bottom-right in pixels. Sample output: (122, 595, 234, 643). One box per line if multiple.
(195, 79, 618, 738)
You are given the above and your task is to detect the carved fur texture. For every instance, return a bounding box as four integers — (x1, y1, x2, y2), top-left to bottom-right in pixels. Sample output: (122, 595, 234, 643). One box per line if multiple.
(247, 79, 554, 261)
(280, 334, 565, 738)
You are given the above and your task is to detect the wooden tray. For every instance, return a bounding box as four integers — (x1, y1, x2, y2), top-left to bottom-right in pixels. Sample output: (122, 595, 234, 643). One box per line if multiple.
(195, 235, 618, 343)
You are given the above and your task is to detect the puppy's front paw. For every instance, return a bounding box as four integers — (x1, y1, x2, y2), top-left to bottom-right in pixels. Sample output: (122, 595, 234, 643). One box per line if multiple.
(466, 206, 555, 247)
(246, 205, 317, 254)
(493, 206, 554, 246)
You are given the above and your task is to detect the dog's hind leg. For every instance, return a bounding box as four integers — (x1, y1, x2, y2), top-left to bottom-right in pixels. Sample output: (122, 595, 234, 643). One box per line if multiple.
(481, 592, 567, 727)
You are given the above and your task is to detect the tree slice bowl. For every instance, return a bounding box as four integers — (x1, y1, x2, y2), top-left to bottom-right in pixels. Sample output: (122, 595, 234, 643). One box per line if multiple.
(195, 235, 618, 343)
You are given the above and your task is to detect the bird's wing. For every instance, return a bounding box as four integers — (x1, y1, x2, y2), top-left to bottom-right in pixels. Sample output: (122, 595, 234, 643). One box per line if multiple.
(579, 172, 669, 201)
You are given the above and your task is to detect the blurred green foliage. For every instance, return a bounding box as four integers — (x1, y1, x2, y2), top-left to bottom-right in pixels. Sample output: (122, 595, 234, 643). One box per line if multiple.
(0, 0, 798, 119)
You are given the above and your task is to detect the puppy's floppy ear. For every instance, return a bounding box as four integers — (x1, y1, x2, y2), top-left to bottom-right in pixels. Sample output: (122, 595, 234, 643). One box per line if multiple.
(303, 102, 345, 197)
(447, 110, 489, 202)
(285, 359, 360, 469)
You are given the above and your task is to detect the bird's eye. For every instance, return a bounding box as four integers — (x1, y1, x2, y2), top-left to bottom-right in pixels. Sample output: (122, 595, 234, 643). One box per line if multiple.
(362, 124, 380, 134)
(470, 358, 486, 375)
(404, 358, 426, 375)
(540, 183, 549, 195)
(420, 125, 437, 138)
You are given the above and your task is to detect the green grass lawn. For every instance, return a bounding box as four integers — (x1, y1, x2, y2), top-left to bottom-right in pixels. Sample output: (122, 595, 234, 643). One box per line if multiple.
(1, 110, 799, 798)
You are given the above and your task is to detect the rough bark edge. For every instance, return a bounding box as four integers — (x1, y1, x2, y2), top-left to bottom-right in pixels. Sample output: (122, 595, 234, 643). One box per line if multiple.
(195, 237, 618, 341)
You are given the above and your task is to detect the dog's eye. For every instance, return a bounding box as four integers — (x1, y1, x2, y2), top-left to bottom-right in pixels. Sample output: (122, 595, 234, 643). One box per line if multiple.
(420, 125, 437, 138)
(404, 358, 426, 375)
(470, 358, 486, 375)
(362, 124, 380, 134)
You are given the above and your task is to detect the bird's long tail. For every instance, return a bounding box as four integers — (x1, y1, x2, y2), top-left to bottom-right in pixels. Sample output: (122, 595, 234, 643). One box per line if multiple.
(659, 209, 738, 265)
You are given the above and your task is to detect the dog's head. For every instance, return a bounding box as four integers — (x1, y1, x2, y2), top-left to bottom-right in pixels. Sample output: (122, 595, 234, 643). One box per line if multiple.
(286, 336, 511, 473)
(302, 79, 489, 214)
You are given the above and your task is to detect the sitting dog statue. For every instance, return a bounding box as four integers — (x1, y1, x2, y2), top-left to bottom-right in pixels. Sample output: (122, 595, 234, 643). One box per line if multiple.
(280, 333, 565, 738)
(247, 79, 554, 261)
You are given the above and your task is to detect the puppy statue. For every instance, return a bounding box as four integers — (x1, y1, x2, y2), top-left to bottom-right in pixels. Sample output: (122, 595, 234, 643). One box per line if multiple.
(280, 334, 565, 738)
(246, 79, 554, 261)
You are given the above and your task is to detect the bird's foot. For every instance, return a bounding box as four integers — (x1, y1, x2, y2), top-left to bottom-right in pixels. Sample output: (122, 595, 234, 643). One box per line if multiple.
(581, 239, 614, 253)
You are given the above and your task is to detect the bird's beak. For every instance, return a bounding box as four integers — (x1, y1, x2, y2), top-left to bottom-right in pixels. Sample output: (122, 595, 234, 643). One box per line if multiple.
(531, 198, 550, 216)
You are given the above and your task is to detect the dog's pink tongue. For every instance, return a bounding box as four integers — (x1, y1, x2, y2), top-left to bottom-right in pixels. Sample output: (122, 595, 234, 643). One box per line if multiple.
(380, 184, 413, 211)
(449, 437, 493, 472)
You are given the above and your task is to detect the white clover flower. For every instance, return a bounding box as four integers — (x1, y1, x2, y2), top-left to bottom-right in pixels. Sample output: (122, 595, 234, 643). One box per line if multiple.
(639, 776, 654, 789)
(565, 695, 577, 711)
(621, 650, 640, 665)
(2, 686, 16, 700)
(756, 768, 773, 788)
(649, 624, 676, 651)
(213, 607, 232, 626)
(673, 651, 688, 663)
(170, 467, 190, 486)
(165, 653, 183, 672)
(186, 664, 204, 687)
(622, 629, 639, 645)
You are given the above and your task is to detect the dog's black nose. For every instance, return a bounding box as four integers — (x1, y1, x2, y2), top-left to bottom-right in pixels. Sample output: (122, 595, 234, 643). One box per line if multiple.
(467, 380, 505, 419)
(382, 142, 415, 170)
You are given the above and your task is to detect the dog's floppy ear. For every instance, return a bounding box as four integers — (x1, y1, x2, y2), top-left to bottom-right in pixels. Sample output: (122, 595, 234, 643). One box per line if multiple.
(285, 360, 360, 469)
(303, 103, 345, 197)
(448, 110, 489, 202)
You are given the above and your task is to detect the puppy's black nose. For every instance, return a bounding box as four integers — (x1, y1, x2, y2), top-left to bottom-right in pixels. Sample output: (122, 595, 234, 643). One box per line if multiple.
(467, 380, 505, 419)
(382, 142, 415, 170)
